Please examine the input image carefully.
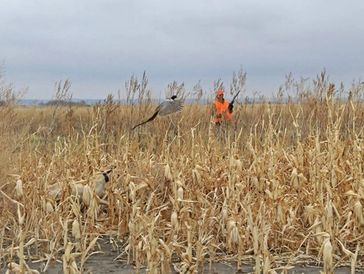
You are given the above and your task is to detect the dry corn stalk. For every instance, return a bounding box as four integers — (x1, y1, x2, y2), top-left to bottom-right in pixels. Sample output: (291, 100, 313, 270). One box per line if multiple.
(62, 242, 80, 274)
(2, 82, 364, 273)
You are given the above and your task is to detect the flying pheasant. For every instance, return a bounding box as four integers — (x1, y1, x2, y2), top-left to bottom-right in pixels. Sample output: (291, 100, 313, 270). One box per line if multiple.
(132, 95, 183, 130)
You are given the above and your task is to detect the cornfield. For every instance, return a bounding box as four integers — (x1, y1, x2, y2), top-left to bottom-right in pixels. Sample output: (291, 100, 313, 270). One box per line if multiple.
(1, 73, 364, 273)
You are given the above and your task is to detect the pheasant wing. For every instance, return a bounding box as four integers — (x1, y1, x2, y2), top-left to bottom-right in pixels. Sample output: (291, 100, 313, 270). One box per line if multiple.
(158, 99, 183, 116)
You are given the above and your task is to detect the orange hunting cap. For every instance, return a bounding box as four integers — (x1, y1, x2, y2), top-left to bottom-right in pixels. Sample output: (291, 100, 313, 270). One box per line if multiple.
(216, 89, 224, 96)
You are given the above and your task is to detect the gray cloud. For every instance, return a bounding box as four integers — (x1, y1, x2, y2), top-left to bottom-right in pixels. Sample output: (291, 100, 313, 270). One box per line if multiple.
(0, 0, 363, 99)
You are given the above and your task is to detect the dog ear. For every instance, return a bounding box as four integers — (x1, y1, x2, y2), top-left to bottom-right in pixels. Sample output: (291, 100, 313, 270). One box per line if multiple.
(102, 172, 110, 183)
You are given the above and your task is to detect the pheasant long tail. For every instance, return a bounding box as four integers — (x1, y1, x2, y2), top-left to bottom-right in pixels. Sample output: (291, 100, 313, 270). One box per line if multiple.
(132, 110, 159, 130)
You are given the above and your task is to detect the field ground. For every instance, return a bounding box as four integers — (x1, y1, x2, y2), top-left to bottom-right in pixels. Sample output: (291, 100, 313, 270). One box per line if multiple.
(11, 239, 356, 273)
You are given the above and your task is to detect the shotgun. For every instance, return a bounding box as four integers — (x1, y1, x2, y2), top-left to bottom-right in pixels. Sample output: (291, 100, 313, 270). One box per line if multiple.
(228, 89, 242, 112)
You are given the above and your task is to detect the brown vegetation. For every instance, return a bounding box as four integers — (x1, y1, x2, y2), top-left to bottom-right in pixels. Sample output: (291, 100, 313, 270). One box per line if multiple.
(1, 72, 364, 273)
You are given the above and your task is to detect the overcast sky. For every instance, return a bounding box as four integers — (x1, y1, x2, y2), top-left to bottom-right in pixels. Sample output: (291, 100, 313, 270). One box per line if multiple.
(0, 0, 363, 99)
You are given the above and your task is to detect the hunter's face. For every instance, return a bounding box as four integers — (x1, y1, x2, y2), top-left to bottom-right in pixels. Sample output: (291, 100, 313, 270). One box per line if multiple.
(217, 94, 224, 102)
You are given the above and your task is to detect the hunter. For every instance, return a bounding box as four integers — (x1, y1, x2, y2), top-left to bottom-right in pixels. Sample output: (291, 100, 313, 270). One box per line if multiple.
(212, 88, 234, 125)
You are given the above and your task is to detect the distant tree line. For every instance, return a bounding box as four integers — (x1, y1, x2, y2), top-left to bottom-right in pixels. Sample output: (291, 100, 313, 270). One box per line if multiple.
(40, 100, 89, 106)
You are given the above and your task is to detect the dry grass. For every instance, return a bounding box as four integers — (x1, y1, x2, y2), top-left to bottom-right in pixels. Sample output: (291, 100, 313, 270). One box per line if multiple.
(1, 74, 364, 273)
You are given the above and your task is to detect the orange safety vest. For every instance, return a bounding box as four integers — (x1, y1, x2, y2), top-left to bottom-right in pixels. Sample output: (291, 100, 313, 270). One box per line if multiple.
(213, 99, 233, 123)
